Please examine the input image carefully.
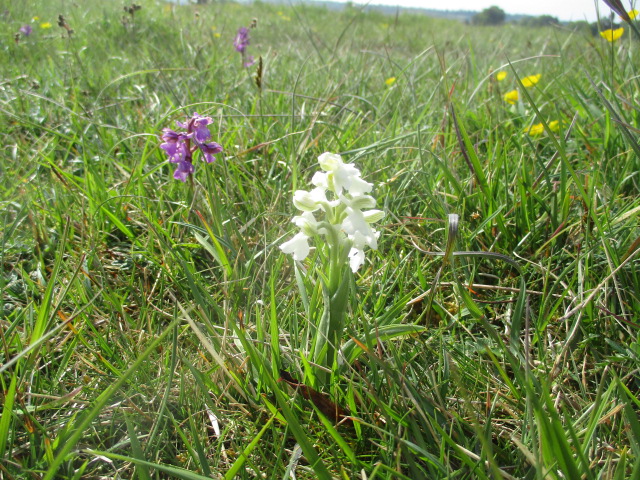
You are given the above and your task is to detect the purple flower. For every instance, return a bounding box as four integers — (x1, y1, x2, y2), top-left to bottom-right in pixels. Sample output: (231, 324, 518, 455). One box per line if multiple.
(234, 27, 250, 54)
(243, 55, 255, 68)
(160, 130, 187, 163)
(173, 158, 195, 182)
(159, 113, 223, 182)
(190, 114, 213, 143)
(199, 141, 223, 163)
(19, 24, 32, 36)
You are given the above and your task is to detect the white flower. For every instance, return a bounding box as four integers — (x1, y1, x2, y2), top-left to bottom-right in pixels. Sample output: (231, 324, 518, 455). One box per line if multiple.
(318, 152, 343, 171)
(348, 246, 366, 272)
(344, 175, 373, 195)
(317, 152, 372, 195)
(342, 207, 377, 248)
(281, 152, 384, 272)
(339, 193, 376, 210)
(311, 171, 328, 189)
(362, 209, 385, 224)
(279, 232, 311, 261)
(347, 231, 378, 272)
(293, 188, 327, 212)
(292, 211, 321, 236)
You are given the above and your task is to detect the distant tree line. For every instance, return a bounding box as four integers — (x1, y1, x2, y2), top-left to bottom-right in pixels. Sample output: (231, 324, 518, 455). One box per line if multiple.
(471, 5, 625, 36)
(471, 6, 506, 25)
(471, 6, 559, 26)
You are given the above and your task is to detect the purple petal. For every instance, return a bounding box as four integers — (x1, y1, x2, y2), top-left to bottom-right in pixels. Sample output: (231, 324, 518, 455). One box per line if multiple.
(161, 139, 189, 164)
(161, 128, 182, 142)
(173, 160, 194, 182)
(244, 55, 255, 68)
(191, 115, 213, 143)
(199, 142, 223, 163)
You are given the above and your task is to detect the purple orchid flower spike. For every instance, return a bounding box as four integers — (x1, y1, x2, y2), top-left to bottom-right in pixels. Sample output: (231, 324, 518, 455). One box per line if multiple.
(159, 113, 223, 182)
(233, 27, 250, 53)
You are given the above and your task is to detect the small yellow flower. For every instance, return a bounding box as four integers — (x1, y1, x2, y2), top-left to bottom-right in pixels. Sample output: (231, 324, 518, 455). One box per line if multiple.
(627, 9, 638, 20)
(600, 27, 624, 42)
(504, 89, 518, 104)
(214, 33, 221, 38)
(40, 22, 52, 29)
(495, 71, 507, 81)
(527, 123, 545, 136)
(521, 74, 541, 88)
(548, 120, 560, 132)
(385, 77, 396, 86)
(32, 16, 40, 21)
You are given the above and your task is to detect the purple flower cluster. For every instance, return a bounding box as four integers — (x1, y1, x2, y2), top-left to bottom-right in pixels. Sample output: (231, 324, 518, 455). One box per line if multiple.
(160, 113, 223, 182)
(19, 24, 33, 36)
(233, 27, 250, 53)
(233, 26, 255, 68)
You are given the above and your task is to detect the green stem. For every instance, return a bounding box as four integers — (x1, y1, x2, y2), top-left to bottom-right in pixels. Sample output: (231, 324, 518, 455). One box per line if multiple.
(312, 225, 350, 387)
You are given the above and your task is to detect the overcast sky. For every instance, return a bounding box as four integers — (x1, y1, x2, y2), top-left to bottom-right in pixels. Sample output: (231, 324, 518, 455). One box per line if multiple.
(338, 0, 635, 22)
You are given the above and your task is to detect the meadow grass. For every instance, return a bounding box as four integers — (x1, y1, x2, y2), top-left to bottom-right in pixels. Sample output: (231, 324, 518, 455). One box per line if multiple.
(1, 0, 639, 478)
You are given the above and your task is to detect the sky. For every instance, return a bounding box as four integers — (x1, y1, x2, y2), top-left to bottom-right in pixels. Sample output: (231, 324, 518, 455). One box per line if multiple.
(334, 0, 633, 22)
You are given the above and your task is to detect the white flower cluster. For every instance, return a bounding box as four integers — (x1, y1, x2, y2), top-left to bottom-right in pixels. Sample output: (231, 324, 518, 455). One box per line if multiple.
(280, 152, 384, 272)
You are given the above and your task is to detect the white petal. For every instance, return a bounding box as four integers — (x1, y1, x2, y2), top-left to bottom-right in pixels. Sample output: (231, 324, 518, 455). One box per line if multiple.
(346, 175, 373, 194)
(311, 171, 328, 189)
(342, 208, 373, 237)
(318, 152, 343, 171)
(348, 247, 366, 272)
(363, 209, 385, 224)
(341, 194, 376, 210)
(292, 211, 319, 236)
(293, 189, 324, 212)
(350, 229, 377, 250)
(280, 232, 310, 261)
(331, 163, 356, 194)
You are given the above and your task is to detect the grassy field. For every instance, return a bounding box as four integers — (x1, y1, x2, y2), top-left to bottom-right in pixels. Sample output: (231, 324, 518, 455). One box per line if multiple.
(2, 0, 640, 478)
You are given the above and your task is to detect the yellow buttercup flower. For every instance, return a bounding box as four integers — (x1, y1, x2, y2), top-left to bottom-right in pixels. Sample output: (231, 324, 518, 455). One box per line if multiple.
(527, 123, 545, 136)
(495, 71, 507, 81)
(521, 74, 541, 88)
(504, 89, 518, 104)
(627, 9, 638, 20)
(526, 121, 559, 136)
(385, 77, 396, 86)
(32, 16, 40, 21)
(600, 27, 624, 42)
(40, 22, 52, 29)
(214, 33, 221, 38)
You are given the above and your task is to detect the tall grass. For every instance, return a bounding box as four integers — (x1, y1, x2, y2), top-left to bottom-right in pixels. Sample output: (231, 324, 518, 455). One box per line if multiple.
(1, 1, 639, 478)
